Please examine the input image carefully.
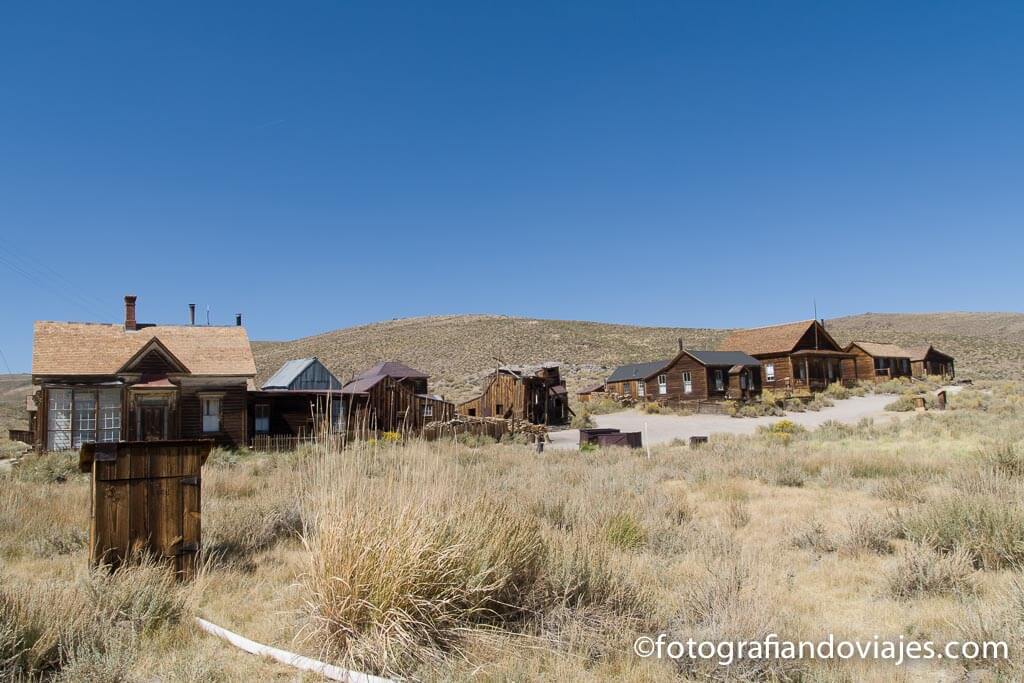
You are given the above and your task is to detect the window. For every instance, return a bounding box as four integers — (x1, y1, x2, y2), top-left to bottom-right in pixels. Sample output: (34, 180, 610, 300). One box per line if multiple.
(201, 396, 221, 433)
(765, 364, 775, 382)
(423, 403, 433, 418)
(682, 371, 693, 394)
(714, 369, 724, 392)
(658, 374, 668, 395)
(622, 382, 631, 397)
(98, 389, 121, 443)
(637, 380, 646, 397)
(73, 392, 97, 448)
(255, 404, 270, 434)
(495, 403, 504, 416)
(47, 389, 73, 451)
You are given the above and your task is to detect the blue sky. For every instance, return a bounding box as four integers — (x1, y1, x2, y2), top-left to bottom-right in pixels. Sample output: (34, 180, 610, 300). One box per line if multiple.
(1, 1, 1022, 371)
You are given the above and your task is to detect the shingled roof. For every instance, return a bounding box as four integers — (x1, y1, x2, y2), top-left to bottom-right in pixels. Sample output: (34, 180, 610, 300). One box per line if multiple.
(685, 350, 761, 366)
(355, 361, 429, 380)
(32, 321, 257, 377)
(607, 360, 672, 383)
(718, 320, 831, 356)
(847, 341, 912, 359)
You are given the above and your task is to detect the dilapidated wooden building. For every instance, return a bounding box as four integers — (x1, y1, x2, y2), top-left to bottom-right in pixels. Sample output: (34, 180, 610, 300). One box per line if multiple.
(457, 364, 570, 425)
(341, 361, 453, 436)
(906, 345, 955, 379)
(605, 347, 762, 403)
(718, 319, 854, 393)
(844, 342, 913, 382)
(30, 295, 256, 451)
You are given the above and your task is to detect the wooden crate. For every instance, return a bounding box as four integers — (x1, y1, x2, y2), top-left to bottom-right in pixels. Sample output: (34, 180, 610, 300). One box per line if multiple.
(79, 440, 212, 580)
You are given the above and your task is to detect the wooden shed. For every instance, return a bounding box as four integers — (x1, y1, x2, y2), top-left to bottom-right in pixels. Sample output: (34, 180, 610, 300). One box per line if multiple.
(905, 345, 955, 379)
(457, 364, 571, 426)
(718, 319, 854, 394)
(79, 440, 212, 579)
(576, 382, 606, 403)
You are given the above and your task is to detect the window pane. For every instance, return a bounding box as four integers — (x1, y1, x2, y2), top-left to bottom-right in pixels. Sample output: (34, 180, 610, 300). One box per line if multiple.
(47, 389, 73, 451)
(73, 391, 97, 448)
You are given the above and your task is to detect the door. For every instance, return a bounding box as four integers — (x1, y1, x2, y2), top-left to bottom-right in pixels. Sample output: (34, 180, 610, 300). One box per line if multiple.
(140, 404, 167, 441)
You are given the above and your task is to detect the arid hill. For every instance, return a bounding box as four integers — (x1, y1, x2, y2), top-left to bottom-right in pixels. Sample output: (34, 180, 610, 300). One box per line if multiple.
(252, 312, 1024, 404)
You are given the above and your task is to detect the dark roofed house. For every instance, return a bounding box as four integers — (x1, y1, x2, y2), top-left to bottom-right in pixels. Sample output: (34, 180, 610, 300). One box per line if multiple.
(606, 344, 762, 403)
(718, 319, 854, 394)
(31, 295, 256, 451)
(457, 363, 571, 425)
(341, 361, 453, 435)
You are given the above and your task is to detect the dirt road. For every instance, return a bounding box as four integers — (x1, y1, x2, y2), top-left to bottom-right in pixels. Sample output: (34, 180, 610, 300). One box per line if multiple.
(549, 389, 957, 450)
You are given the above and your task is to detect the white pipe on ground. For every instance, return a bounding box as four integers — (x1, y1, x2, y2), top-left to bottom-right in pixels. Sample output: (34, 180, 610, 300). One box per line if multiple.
(194, 617, 393, 683)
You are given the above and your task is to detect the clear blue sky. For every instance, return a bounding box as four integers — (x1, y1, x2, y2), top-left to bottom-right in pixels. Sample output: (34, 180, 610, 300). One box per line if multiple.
(1, 1, 1022, 372)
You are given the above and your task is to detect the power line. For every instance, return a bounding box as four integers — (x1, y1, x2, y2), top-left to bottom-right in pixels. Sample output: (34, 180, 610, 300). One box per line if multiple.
(0, 346, 13, 374)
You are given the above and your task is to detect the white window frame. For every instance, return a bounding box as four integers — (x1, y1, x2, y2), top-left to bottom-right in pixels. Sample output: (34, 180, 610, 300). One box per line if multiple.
(658, 374, 667, 395)
(682, 371, 693, 394)
(765, 363, 775, 382)
(423, 403, 433, 417)
(637, 380, 646, 397)
(200, 394, 223, 433)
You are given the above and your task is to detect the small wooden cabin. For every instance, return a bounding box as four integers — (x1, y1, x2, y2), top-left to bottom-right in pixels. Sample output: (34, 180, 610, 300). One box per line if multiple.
(606, 349, 762, 404)
(457, 364, 570, 425)
(906, 345, 955, 379)
(844, 342, 913, 382)
(248, 357, 344, 440)
(30, 296, 256, 452)
(718, 319, 854, 393)
(576, 382, 606, 403)
(340, 361, 453, 436)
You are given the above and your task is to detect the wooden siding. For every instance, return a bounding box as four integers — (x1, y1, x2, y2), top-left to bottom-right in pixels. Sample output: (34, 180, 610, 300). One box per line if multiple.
(846, 344, 912, 382)
(346, 377, 454, 436)
(456, 369, 569, 425)
(81, 440, 211, 579)
(604, 354, 760, 403)
(177, 382, 248, 448)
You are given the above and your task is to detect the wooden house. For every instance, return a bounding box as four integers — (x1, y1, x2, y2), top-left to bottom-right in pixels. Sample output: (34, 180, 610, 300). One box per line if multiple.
(906, 345, 955, 379)
(576, 382, 606, 403)
(340, 361, 453, 435)
(605, 347, 762, 404)
(457, 363, 570, 425)
(844, 342, 912, 382)
(248, 357, 344, 441)
(30, 295, 256, 451)
(718, 319, 854, 393)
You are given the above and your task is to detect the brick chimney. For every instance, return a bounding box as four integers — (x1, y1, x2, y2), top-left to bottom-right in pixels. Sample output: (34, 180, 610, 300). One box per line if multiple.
(124, 295, 138, 331)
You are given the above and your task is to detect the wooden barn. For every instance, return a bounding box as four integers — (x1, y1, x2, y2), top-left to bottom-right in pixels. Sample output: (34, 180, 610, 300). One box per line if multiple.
(248, 357, 344, 444)
(718, 319, 854, 393)
(457, 364, 570, 425)
(844, 342, 913, 382)
(906, 345, 955, 379)
(605, 347, 762, 404)
(340, 361, 453, 436)
(30, 295, 256, 451)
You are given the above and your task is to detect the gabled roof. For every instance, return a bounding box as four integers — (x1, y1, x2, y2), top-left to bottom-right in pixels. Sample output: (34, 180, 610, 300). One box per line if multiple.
(118, 337, 190, 374)
(355, 361, 429, 380)
(340, 375, 386, 395)
(607, 360, 672, 383)
(718, 319, 839, 356)
(578, 382, 606, 394)
(904, 344, 954, 362)
(32, 322, 256, 377)
(846, 341, 912, 359)
(262, 358, 317, 389)
(684, 350, 761, 367)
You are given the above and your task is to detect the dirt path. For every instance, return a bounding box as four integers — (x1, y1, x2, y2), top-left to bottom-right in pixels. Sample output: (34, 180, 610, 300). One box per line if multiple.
(549, 388, 959, 450)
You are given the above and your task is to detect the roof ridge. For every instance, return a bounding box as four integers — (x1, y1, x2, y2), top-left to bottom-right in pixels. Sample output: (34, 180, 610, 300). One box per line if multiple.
(724, 319, 814, 333)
